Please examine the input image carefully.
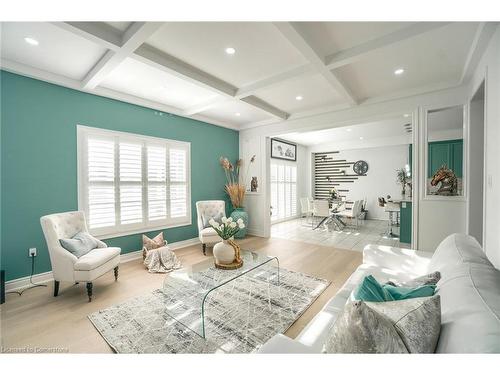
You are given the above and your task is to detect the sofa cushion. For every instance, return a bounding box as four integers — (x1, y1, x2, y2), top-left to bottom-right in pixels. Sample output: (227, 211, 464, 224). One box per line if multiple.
(435, 263, 500, 353)
(429, 234, 492, 275)
(296, 263, 420, 350)
(74, 247, 121, 271)
(323, 300, 409, 353)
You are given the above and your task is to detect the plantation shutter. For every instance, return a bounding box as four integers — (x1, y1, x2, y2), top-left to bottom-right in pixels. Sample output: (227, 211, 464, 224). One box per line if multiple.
(79, 126, 191, 238)
(119, 141, 143, 225)
(87, 137, 116, 229)
(147, 145, 167, 221)
(270, 160, 297, 222)
(169, 148, 188, 218)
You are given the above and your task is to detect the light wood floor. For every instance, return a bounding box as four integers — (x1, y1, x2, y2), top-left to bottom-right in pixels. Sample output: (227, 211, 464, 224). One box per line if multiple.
(1, 236, 362, 353)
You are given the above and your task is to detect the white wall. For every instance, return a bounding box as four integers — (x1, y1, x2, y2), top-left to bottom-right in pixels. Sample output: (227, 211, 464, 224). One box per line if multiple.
(468, 25, 500, 268)
(307, 144, 409, 220)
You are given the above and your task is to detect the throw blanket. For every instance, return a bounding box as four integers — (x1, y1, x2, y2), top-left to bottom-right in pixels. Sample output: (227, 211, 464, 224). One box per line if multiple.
(143, 246, 181, 273)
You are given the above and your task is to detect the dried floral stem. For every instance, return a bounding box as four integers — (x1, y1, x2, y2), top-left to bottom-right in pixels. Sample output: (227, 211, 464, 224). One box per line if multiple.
(219, 155, 256, 208)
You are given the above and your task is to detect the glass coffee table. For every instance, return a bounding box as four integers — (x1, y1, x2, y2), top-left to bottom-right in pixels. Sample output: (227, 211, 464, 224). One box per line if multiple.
(161, 250, 280, 338)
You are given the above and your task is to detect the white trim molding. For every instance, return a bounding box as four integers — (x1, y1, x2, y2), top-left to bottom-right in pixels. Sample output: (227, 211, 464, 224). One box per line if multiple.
(5, 237, 200, 292)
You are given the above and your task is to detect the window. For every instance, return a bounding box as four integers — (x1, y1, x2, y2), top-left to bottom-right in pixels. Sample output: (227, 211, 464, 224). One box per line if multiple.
(77, 126, 191, 238)
(270, 161, 297, 222)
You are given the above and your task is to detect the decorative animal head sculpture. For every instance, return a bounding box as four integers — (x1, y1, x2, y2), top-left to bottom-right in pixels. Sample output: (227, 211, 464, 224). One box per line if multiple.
(430, 164, 458, 195)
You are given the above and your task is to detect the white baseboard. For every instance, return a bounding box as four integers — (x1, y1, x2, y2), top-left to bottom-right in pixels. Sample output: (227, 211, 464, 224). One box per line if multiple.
(5, 237, 200, 292)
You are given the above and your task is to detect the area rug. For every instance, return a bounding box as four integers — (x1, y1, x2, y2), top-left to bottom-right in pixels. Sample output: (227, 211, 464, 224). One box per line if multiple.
(88, 265, 330, 353)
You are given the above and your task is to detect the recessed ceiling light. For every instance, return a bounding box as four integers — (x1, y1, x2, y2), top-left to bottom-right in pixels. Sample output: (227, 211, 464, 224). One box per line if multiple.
(394, 68, 405, 76)
(403, 113, 410, 118)
(359, 137, 364, 140)
(346, 128, 352, 132)
(235, 112, 241, 117)
(295, 95, 303, 101)
(225, 47, 236, 55)
(24, 37, 39, 46)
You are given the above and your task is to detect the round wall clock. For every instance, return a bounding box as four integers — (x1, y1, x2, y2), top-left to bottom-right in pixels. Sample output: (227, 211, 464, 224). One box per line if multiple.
(353, 160, 368, 175)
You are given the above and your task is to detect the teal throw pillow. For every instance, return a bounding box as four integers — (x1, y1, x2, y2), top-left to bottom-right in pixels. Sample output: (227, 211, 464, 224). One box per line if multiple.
(382, 284, 436, 300)
(354, 275, 436, 302)
(353, 275, 395, 302)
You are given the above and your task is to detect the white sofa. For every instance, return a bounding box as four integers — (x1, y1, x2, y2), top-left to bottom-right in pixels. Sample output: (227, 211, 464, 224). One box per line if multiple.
(259, 233, 500, 353)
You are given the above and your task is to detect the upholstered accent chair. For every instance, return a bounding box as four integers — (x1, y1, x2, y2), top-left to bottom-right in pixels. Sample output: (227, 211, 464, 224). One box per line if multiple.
(196, 200, 225, 255)
(40, 211, 121, 302)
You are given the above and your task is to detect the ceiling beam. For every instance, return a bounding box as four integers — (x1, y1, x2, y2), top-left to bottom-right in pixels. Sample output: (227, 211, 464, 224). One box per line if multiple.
(459, 22, 499, 84)
(240, 96, 289, 120)
(82, 22, 163, 89)
(325, 22, 451, 69)
(133, 44, 238, 97)
(51, 22, 123, 51)
(274, 22, 358, 105)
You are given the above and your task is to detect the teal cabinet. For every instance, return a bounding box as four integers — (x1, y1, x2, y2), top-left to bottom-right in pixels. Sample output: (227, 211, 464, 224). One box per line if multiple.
(427, 139, 463, 178)
(400, 202, 412, 244)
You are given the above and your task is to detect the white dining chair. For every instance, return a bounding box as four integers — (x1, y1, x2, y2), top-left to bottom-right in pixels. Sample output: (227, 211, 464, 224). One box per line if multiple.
(312, 200, 330, 229)
(300, 197, 314, 225)
(337, 200, 363, 228)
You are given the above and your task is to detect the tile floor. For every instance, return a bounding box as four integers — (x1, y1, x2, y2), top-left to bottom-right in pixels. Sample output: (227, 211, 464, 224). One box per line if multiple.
(271, 217, 411, 252)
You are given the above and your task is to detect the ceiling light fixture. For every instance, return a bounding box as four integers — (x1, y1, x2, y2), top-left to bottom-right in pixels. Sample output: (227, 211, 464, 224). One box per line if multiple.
(235, 112, 241, 117)
(24, 37, 39, 46)
(359, 137, 364, 140)
(394, 68, 405, 76)
(225, 47, 236, 55)
(295, 95, 303, 101)
(403, 113, 410, 118)
(346, 128, 352, 132)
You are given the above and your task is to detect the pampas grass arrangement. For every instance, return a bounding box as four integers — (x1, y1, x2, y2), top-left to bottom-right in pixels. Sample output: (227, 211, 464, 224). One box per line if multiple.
(219, 155, 255, 208)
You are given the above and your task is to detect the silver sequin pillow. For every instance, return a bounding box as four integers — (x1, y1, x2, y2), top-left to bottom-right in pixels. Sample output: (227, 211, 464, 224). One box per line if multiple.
(324, 295, 441, 353)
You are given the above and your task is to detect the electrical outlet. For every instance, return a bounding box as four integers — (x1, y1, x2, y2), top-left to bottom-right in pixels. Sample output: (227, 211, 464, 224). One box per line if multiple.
(29, 248, 37, 257)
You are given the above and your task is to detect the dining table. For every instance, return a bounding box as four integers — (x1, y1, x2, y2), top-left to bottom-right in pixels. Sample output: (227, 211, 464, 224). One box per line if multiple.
(313, 200, 346, 230)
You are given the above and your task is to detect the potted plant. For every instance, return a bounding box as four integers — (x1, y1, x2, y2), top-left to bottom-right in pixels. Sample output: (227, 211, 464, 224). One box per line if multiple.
(209, 217, 246, 269)
(219, 155, 255, 238)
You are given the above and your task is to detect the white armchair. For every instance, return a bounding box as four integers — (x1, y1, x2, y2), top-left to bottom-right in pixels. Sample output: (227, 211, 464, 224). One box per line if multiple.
(40, 211, 121, 302)
(196, 200, 225, 255)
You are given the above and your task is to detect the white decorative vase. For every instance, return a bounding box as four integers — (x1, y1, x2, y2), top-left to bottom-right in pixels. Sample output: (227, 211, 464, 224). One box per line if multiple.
(213, 240, 235, 265)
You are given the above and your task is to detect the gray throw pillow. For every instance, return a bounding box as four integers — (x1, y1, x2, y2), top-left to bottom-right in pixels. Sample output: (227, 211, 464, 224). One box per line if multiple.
(202, 212, 223, 228)
(324, 295, 441, 353)
(386, 271, 441, 288)
(59, 232, 100, 258)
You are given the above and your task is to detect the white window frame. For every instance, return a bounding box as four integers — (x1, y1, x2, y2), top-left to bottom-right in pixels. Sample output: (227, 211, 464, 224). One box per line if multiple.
(77, 125, 191, 239)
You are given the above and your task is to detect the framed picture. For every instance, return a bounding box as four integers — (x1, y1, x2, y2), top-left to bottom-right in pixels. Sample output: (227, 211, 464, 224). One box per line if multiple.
(271, 138, 297, 161)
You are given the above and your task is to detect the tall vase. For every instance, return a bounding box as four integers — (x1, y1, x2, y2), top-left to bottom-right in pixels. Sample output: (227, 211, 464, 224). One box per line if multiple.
(230, 207, 248, 239)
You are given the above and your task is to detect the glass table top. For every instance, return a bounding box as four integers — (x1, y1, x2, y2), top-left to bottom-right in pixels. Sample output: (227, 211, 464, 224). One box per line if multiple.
(160, 250, 280, 338)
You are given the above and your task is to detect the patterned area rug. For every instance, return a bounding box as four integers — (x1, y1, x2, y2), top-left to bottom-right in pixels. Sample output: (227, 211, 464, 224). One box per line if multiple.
(88, 265, 329, 353)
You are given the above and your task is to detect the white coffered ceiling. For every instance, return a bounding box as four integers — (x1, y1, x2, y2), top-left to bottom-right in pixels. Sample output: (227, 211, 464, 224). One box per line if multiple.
(0, 21, 491, 130)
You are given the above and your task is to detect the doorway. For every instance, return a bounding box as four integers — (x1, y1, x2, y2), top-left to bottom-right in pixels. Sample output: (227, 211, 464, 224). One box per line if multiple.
(468, 81, 486, 245)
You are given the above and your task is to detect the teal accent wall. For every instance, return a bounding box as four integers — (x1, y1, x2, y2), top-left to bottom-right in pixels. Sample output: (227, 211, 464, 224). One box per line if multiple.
(0, 71, 239, 281)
